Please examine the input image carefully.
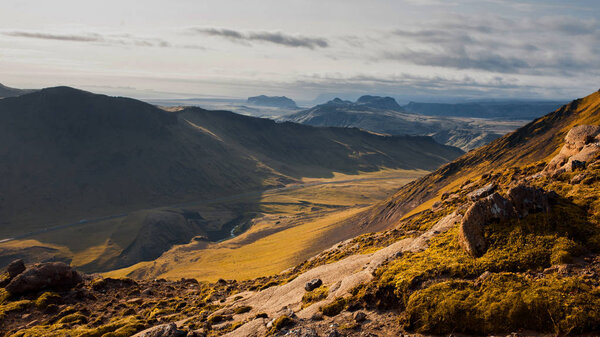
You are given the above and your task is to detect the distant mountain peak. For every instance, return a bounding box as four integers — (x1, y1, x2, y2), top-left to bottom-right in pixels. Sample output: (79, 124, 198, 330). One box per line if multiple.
(247, 95, 297, 109)
(356, 95, 402, 110)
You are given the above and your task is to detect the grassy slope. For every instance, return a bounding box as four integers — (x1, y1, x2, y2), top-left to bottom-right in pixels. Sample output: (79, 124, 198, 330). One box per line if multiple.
(104, 171, 424, 281)
(351, 90, 600, 230)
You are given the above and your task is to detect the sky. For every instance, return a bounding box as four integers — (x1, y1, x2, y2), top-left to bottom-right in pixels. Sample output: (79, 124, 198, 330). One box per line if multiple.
(1, 0, 599, 103)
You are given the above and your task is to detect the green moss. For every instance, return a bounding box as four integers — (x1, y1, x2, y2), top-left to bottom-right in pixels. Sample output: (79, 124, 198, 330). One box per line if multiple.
(272, 315, 294, 330)
(320, 297, 347, 317)
(406, 273, 600, 335)
(207, 313, 230, 324)
(35, 292, 62, 309)
(10, 316, 145, 337)
(301, 286, 328, 308)
(57, 313, 87, 325)
(0, 300, 32, 320)
(259, 281, 279, 290)
(233, 305, 252, 314)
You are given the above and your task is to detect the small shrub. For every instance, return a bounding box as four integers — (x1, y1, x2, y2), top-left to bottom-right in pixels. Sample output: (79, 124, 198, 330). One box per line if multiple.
(233, 305, 252, 314)
(301, 286, 328, 308)
(272, 315, 294, 330)
(320, 297, 347, 317)
(35, 292, 62, 309)
(58, 313, 88, 324)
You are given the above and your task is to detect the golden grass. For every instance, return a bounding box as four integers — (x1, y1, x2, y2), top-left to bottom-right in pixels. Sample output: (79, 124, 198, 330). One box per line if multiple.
(107, 207, 369, 281)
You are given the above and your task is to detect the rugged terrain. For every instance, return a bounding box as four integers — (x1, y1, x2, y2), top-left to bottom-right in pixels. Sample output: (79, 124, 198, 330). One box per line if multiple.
(1, 92, 599, 336)
(280, 96, 547, 151)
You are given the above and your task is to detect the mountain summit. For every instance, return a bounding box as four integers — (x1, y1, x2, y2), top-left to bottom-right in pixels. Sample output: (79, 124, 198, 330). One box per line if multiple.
(247, 95, 298, 109)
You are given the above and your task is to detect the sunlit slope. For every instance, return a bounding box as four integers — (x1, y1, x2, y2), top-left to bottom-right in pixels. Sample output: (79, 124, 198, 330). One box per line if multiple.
(105, 171, 424, 281)
(353, 90, 600, 229)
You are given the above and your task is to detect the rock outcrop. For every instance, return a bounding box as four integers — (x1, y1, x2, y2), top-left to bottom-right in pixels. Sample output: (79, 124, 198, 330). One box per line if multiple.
(7, 259, 25, 278)
(459, 184, 552, 257)
(467, 183, 496, 201)
(5, 262, 82, 296)
(305, 278, 323, 291)
(545, 125, 600, 174)
(138, 323, 187, 337)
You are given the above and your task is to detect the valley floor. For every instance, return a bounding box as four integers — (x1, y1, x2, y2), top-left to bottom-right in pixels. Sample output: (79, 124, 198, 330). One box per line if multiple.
(105, 169, 427, 281)
(0, 169, 427, 280)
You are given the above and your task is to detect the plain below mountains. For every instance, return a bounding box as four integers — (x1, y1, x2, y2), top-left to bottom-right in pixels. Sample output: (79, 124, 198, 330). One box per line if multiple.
(0, 86, 463, 242)
(280, 95, 565, 151)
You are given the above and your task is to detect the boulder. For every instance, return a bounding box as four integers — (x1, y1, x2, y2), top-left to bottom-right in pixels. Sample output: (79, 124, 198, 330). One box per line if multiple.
(7, 259, 26, 278)
(5, 262, 82, 296)
(458, 193, 516, 257)
(467, 183, 496, 201)
(545, 125, 600, 173)
(140, 323, 186, 337)
(354, 311, 367, 322)
(459, 185, 553, 257)
(92, 277, 138, 291)
(305, 278, 323, 291)
(564, 125, 600, 148)
(569, 159, 587, 171)
(507, 184, 550, 218)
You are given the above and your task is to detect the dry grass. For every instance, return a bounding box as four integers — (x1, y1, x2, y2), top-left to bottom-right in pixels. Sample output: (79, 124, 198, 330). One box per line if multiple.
(104, 170, 424, 281)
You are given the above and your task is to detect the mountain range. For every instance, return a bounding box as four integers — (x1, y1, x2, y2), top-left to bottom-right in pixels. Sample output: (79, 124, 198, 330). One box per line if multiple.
(0, 87, 462, 270)
(280, 95, 559, 151)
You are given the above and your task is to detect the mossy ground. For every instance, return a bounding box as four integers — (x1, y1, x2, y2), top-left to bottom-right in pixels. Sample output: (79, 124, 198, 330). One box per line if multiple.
(350, 162, 600, 335)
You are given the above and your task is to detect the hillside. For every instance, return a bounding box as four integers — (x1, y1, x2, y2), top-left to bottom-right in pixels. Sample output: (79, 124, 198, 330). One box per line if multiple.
(0, 87, 462, 271)
(353, 90, 600, 232)
(280, 96, 529, 151)
(0, 83, 36, 98)
(1, 90, 600, 336)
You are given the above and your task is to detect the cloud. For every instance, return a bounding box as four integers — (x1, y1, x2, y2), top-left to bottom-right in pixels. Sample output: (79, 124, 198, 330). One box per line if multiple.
(3, 31, 103, 42)
(2, 31, 177, 49)
(375, 15, 600, 76)
(190, 27, 329, 49)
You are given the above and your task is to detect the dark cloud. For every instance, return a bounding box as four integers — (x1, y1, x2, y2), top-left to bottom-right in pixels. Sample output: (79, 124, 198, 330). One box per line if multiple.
(3, 31, 103, 42)
(381, 50, 530, 73)
(2, 31, 175, 48)
(190, 27, 328, 49)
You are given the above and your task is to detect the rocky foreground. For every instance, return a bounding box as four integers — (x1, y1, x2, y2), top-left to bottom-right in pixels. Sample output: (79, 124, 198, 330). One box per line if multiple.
(2, 125, 600, 336)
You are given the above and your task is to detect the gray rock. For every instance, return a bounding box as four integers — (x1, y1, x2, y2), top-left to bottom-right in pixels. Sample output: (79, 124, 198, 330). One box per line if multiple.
(6, 262, 82, 296)
(507, 184, 550, 218)
(458, 193, 516, 257)
(467, 183, 496, 201)
(141, 323, 186, 337)
(354, 311, 367, 322)
(326, 330, 340, 337)
(305, 278, 323, 291)
(7, 259, 25, 278)
(571, 160, 586, 171)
